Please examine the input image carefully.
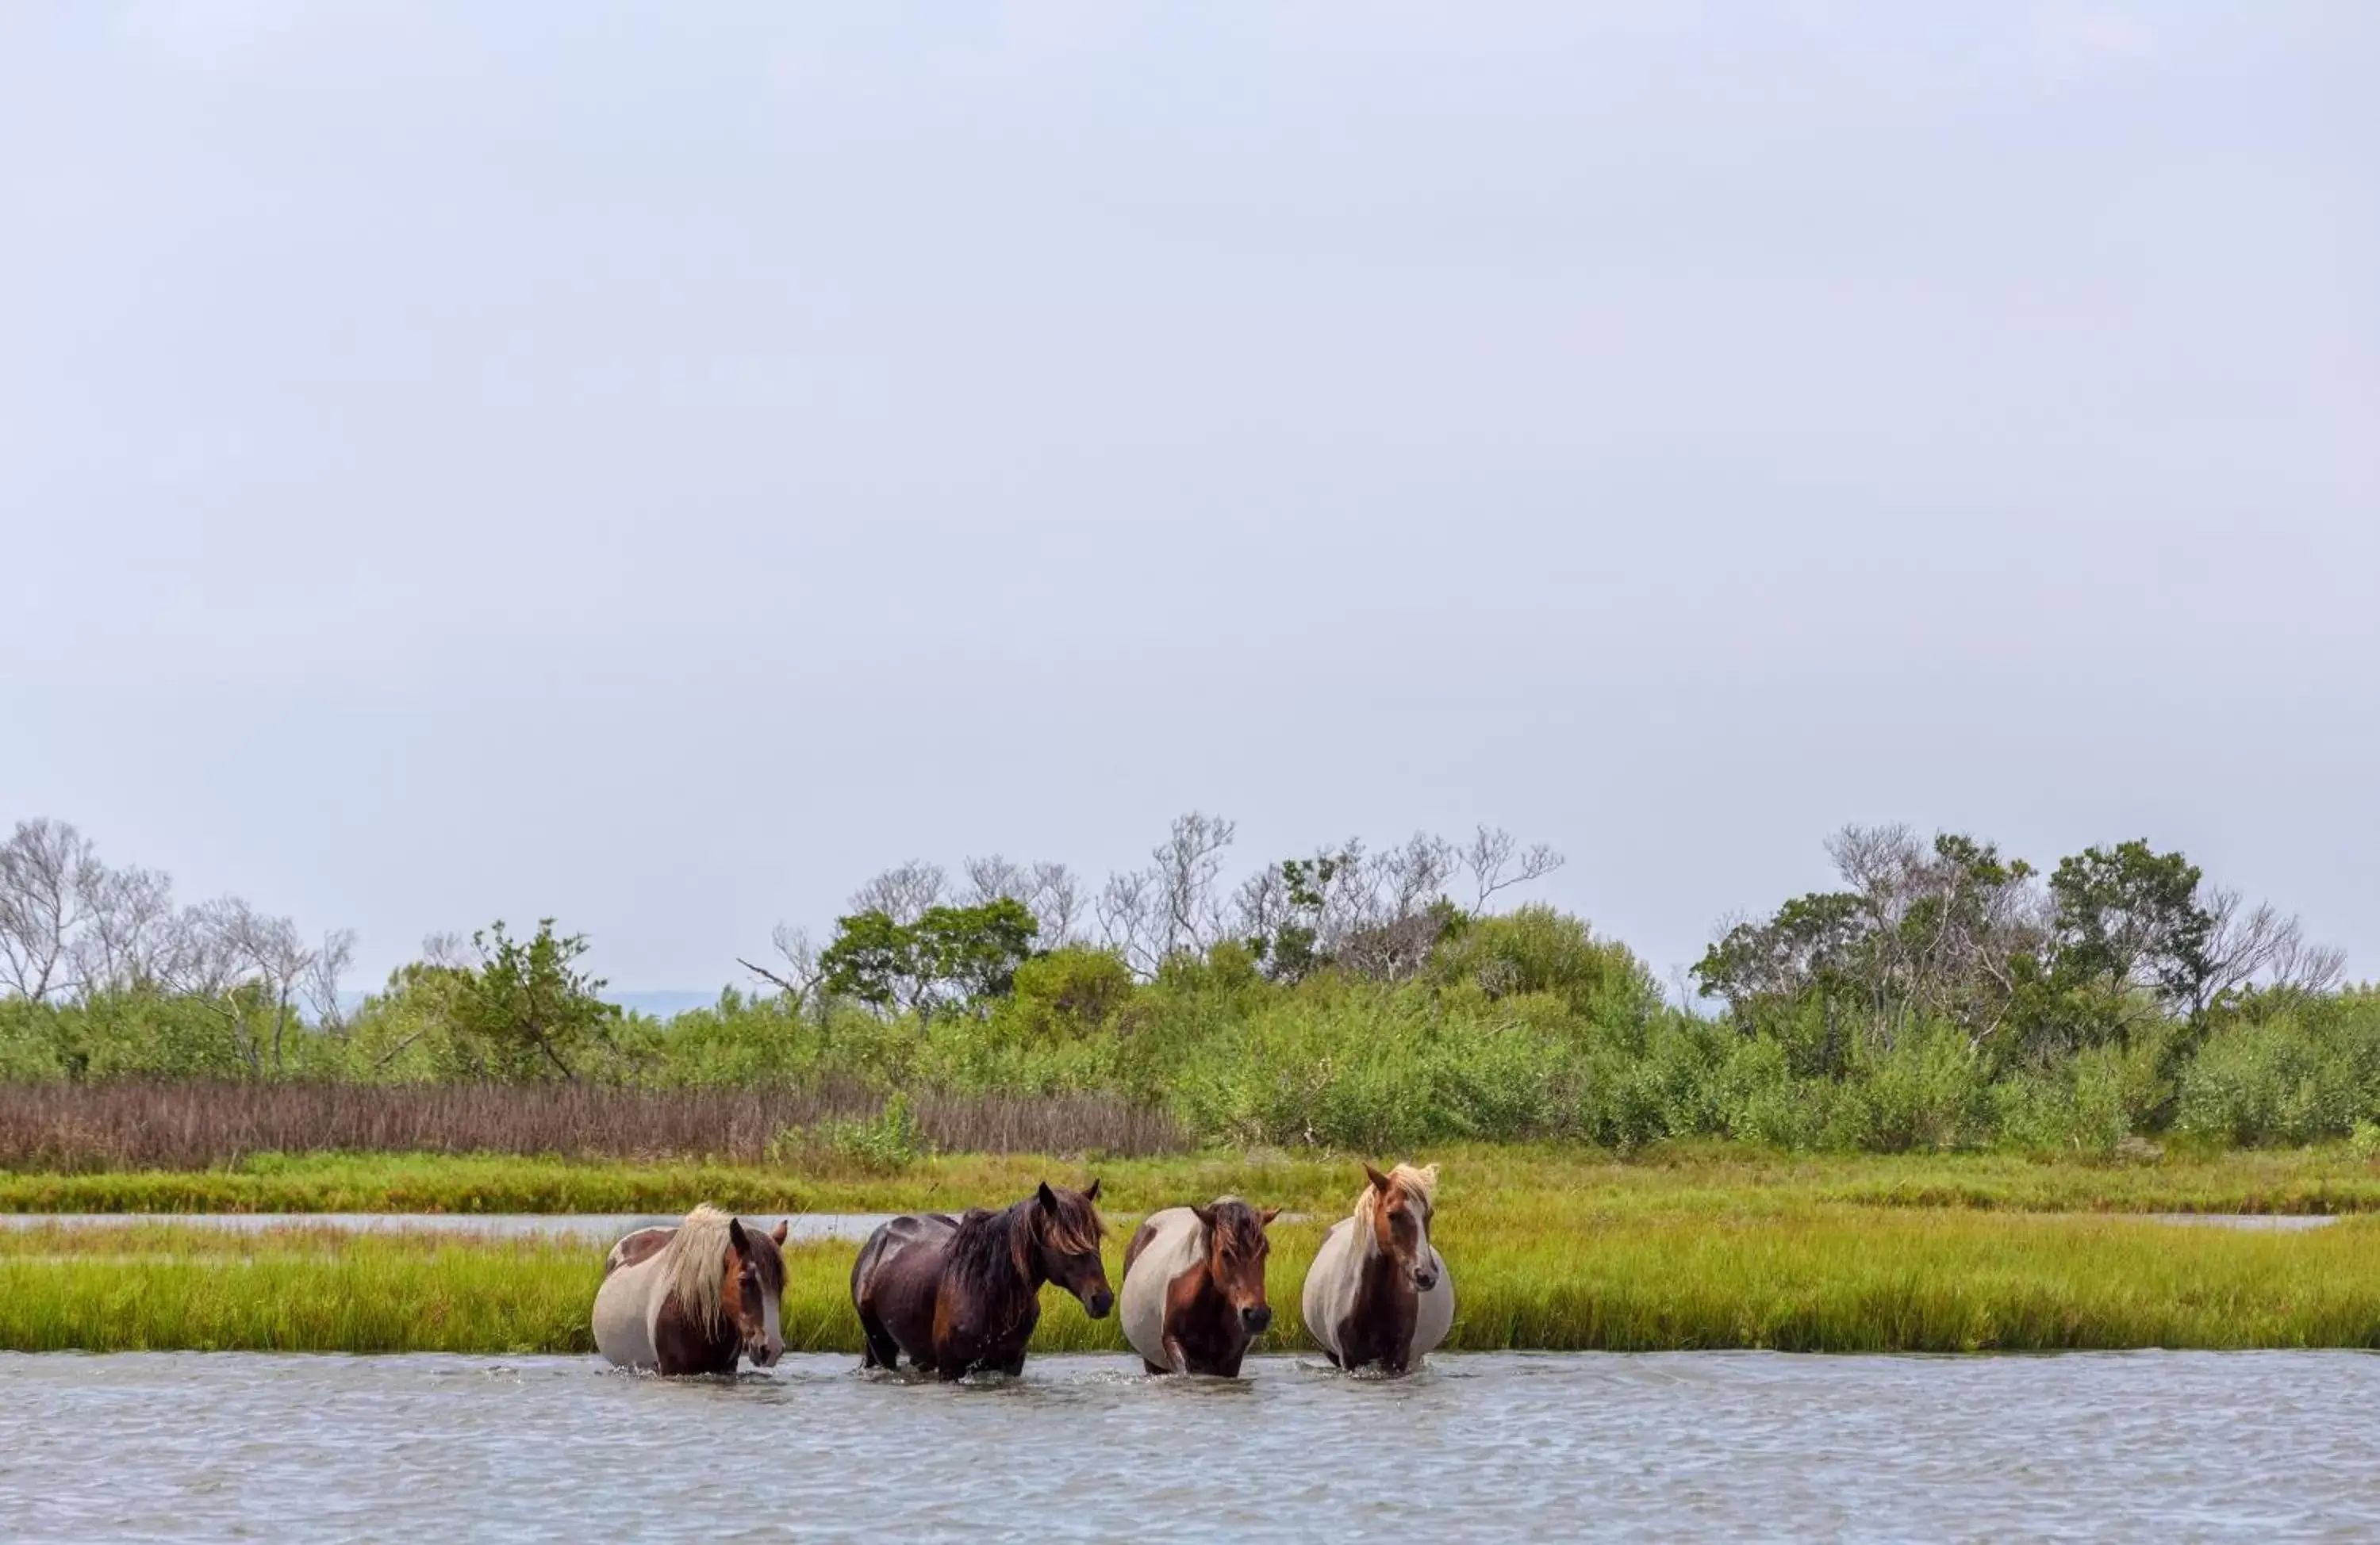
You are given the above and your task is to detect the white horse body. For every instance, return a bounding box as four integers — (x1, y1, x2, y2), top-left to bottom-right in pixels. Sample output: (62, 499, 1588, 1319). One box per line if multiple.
(1119, 1206, 1207, 1368)
(591, 1233, 674, 1370)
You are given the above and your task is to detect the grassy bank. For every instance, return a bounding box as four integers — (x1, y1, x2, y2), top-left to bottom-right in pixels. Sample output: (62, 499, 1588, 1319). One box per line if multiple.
(10, 1143, 2380, 1219)
(6, 1207, 2378, 1355)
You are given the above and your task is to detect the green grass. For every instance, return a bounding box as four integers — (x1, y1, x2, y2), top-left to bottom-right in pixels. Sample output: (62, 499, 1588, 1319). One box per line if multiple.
(11, 1142, 2380, 1355)
(10, 1141, 2380, 1219)
(7, 1204, 2380, 1355)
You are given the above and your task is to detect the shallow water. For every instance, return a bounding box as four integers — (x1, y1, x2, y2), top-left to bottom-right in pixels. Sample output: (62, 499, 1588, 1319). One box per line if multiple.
(2, 1351, 2374, 1543)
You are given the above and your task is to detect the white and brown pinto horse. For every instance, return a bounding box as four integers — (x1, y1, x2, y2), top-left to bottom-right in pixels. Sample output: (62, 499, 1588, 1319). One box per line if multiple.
(1119, 1196, 1280, 1377)
(1299, 1163, 1450, 1374)
(593, 1205, 789, 1374)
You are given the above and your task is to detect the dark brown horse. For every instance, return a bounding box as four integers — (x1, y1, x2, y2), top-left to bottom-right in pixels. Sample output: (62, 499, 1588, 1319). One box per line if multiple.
(592, 1206, 790, 1375)
(1119, 1197, 1280, 1376)
(849, 1181, 1111, 1379)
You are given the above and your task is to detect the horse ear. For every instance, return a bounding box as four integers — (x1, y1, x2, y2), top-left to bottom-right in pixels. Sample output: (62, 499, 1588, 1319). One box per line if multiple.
(1260, 1206, 1281, 1227)
(1038, 1182, 1059, 1212)
(771, 1219, 789, 1245)
(1364, 1163, 1394, 1194)
(1191, 1203, 1216, 1229)
(1084, 1178, 1101, 1203)
(727, 1217, 751, 1253)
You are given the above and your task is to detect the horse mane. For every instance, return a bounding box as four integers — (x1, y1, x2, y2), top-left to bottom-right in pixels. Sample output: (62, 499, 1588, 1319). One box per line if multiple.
(662, 1204, 736, 1338)
(947, 1187, 1104, 1299)
(1352, 1163, 1441, 1228)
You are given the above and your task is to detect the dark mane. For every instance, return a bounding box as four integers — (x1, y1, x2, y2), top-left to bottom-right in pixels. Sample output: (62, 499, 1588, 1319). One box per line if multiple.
(946, 1187, 1104, 1299)
(946, 1203, 1032, 1299)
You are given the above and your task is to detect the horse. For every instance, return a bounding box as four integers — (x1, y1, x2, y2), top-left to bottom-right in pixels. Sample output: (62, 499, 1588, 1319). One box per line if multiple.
(1119, 1196, 1280, 1377)
(591, 1205, 789, 1375)
(1299, 1162, 1451, 1374)
(848, 1180, 1111, 1379)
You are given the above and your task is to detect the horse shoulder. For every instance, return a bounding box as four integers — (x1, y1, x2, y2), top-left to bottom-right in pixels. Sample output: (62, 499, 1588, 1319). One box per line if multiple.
(651, 1287, 736, 1376)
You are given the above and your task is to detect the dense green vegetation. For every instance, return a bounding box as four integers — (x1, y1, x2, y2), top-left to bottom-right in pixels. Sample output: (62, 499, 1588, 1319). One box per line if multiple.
(4, 814, 2370, 1156)
(8, 1203, 2378, 1355)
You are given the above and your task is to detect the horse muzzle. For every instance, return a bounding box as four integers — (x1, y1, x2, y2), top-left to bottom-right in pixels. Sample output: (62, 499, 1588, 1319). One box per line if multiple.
(1240, 1305, 1273, 1335)
(1412, 1268, 1439, 1293)
(1082, 1287, 1115, 1320)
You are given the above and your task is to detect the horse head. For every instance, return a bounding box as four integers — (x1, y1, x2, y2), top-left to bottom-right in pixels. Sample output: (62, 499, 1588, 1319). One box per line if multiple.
(1033, 1179, 1114, 1319)
(722, 1217, 790, 1367)
(1192, 1197, 1280, 1336)
(1363, 1163, 1439, 1293)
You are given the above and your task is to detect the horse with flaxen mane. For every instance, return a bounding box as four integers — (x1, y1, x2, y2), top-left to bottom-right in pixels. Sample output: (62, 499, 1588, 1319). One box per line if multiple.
(1119, 1196, 1280, 1377)
(591, 1205, 789, 1375)
(1299, 1162, 1451, 1374)
(849, 1181, 1111, 1379)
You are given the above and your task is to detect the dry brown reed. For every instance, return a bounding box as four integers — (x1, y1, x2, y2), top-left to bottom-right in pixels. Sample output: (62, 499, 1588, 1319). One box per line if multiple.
(0, 1080, 1189, 1171)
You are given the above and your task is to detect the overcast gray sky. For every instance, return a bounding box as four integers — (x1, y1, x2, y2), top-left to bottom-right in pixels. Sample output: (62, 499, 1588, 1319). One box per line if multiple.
(2, 2, 2374, 995)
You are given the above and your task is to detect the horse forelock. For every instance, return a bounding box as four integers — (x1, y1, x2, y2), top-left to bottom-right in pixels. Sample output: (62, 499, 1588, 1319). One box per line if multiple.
(1353, 1163, 1441, 1233)
(1204, 1197, 1269, 1258)
(1040, 1186, 1106, 1257)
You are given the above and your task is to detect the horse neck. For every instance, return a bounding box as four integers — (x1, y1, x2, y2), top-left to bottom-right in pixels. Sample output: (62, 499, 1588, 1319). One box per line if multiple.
(963, 1204, 1042, 1300)
(1352, 1203, 1409, 1298)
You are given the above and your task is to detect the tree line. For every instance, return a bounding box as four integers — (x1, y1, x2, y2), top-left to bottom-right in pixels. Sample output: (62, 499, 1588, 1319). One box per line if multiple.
(4, 811, 2371, 1155)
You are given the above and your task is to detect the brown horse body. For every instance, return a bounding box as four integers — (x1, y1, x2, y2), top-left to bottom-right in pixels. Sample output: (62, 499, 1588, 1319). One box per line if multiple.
(1119, 1198, 1280, 1377)
(849, 1181, 1111, 1379)
(593, 1207, 789, 1375)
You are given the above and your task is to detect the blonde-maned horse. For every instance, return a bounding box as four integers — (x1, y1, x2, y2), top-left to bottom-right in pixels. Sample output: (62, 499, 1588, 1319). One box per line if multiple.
(592, 1205, 789, 1374)
(1299, 1163, 1450, 1374)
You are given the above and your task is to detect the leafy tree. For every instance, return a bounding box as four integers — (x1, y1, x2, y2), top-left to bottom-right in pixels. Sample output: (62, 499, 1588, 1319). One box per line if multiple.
(915, 899, 1038, 1002)
(2048, 842, 2213, 1010)
(820, 899, 1040, 1026)
(450, 919, 622, 1081)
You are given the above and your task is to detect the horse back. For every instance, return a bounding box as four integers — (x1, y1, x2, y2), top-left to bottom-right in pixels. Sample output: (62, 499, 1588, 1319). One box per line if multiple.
(605, 1225, 676, 1277)
(851, 1212, 960, 1363)
(851, 1212, 958, 1294)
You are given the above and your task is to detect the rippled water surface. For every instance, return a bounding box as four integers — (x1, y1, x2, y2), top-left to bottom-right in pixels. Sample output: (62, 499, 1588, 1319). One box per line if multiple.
(4, 1351, 2375, 1543)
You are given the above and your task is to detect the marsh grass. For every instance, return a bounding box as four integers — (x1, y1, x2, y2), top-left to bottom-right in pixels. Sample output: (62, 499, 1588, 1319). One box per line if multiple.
(11, 1141, 2380, 1219)
(7, 1206, 2379, 1355)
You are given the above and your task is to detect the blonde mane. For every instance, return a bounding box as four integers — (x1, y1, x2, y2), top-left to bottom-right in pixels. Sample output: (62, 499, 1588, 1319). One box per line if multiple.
(662, 1204, 737, 1337)
(1352, 1162, 1441, 1227)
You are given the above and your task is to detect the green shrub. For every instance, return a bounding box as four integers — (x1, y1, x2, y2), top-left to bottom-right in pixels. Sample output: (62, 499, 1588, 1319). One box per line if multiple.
(773, 1092, 926, 1174)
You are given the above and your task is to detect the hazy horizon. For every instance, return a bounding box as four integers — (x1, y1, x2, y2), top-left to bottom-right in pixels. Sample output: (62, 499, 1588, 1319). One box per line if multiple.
(5, 2, 2374, 994)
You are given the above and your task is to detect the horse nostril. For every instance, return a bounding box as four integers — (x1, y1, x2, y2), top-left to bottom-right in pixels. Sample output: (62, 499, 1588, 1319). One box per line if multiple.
(1242, 1305, 1273, 1333)
(1415, 1271, 1438, 1291)
(1088, 1291, 1115, 1319)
